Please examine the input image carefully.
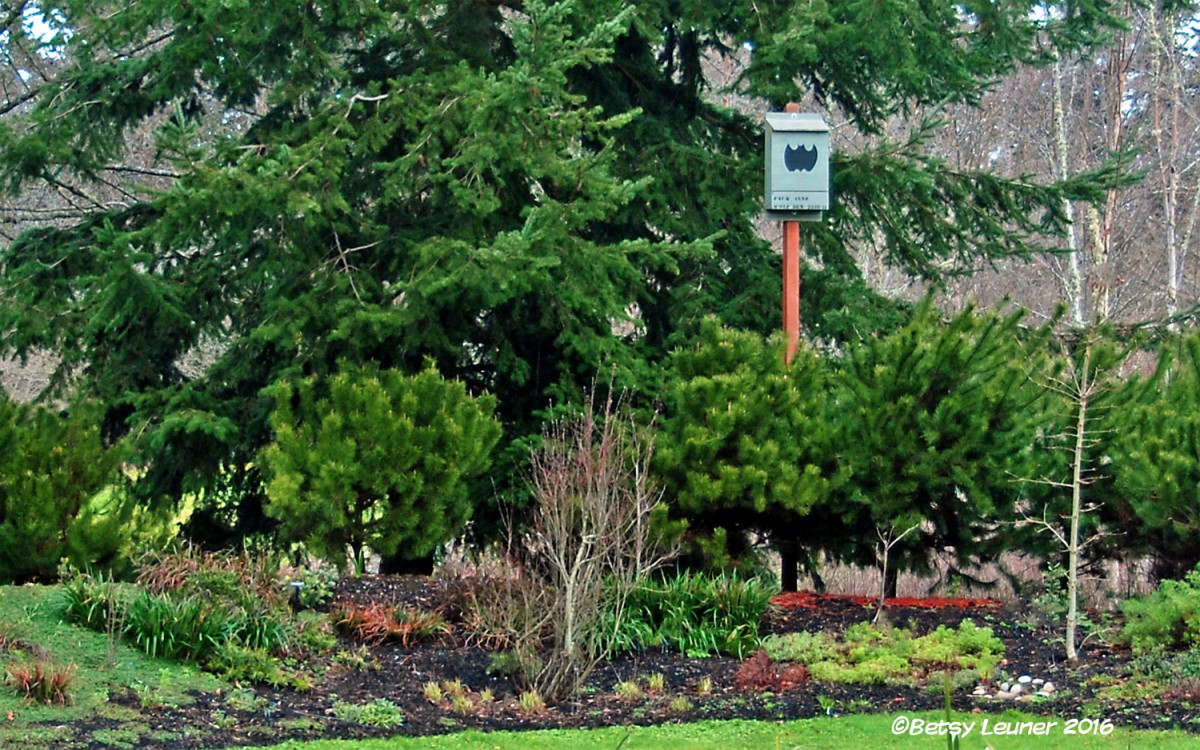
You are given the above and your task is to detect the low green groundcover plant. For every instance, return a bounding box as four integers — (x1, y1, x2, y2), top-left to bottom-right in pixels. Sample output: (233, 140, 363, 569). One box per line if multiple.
(762, 620, 1004, 686)
(331, 698, 405, 728)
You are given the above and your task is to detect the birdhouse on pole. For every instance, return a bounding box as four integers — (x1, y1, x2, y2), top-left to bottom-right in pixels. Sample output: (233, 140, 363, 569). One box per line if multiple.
(764, 111, 830, 221)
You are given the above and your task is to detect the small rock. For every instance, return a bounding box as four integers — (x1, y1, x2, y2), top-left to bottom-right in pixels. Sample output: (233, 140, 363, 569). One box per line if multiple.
(1041, 682, 1055, 694)
(972, 687, 988, 696)
(995, 690, 1015, 700)
(1032, 678, 1045, 687)
(1018, 675, 1033, 685)
(1011, 684, 1024, 695)
(1001, 682, 1011, 692)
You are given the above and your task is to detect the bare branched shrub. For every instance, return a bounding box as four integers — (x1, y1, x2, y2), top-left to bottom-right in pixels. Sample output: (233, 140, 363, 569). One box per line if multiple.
(457, 390, 676, 702)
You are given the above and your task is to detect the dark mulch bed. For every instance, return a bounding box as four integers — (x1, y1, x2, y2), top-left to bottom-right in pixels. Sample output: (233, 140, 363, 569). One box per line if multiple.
(51, 576, 1200, 749)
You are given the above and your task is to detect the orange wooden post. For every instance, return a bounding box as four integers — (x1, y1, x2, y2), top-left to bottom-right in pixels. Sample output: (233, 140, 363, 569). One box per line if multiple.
(783, 220, 800, 365)
(781, 101, 803, 366)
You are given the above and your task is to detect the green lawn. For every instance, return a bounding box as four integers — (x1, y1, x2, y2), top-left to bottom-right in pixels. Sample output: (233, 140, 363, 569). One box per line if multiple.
(251, 714, 1195, 750)
(0, 585, 224, 749)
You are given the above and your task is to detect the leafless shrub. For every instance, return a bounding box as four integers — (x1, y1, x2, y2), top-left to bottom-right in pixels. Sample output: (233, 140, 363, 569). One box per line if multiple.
(456, 389, 677, 703)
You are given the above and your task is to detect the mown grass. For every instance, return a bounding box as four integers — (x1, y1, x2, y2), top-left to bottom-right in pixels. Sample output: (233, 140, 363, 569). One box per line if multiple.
(0, 585, 224, 748)
(250, 714, 1197, 750)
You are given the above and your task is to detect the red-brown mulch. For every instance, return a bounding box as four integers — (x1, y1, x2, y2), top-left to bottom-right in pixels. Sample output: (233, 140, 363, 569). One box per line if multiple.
(771, 591, 1002, 610)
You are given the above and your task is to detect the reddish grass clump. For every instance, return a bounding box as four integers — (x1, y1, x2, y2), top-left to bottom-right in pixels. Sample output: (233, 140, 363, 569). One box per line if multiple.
(733, 650, 809, 693)
(6, 661, 76, 705)
(1166, 678, 1200, 704)
(334, 603, 450, 647)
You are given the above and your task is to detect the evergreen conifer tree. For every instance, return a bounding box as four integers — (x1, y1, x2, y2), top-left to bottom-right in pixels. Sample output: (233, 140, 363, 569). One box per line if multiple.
(261, 364, 500, 574)
(820, 301, 1050, 590)
(0, 396, 119, 582)
(1111, 332, 1200, 580)
(655, 320, 837, 579)
(0, 1, 1132, 541)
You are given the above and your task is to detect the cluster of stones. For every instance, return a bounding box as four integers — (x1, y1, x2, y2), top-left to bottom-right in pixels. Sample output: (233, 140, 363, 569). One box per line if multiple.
(972, 674, 1056, 701)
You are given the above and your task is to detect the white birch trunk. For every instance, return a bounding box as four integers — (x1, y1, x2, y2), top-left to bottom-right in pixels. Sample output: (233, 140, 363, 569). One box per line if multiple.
(1053, 57, 1086, 327)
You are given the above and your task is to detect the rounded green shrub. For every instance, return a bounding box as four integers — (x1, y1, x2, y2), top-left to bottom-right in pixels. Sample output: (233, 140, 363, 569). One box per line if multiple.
(1122, 565, 1200, 653)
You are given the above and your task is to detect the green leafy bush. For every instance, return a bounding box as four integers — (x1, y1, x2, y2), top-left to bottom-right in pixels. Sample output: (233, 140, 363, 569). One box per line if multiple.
(486, 651, 524, 678)
(1122, 565, 1200, 653)
(1172, 649, 1200, 680)
(0, 397, 121, 583)
(612, 571, 773, 657)
(207, 643, 290, 687)
(291, 612, 337, 654)
(187, 569, 245, 602)
(279, 558, 339, 610)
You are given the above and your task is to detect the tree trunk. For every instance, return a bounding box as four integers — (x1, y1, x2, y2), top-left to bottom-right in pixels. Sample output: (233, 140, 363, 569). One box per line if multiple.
(884, 565, 899, 600)
(1147, 4, 1181, 328)
(1091, 8, 1131, 324)
(778, 539, 799, 593)
(377, 553, 434, 575)
(1053, 56, 1086, 327)
(1066, 342, 1092, 663)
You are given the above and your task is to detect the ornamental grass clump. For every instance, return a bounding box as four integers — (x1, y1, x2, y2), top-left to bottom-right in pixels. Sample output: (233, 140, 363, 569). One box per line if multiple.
(6, 661, 75, 705)
(613, 571, 772, 657)
(517, 689, 545, 714)
(614, 680, 643, 702)
(333, 603, 448, 647)
(123, 592, 229, 663)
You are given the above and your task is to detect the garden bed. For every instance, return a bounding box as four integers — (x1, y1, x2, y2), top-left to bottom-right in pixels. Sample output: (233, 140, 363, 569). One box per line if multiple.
(10, 574, 1196, 750)
(2, 573, 1190, 744)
